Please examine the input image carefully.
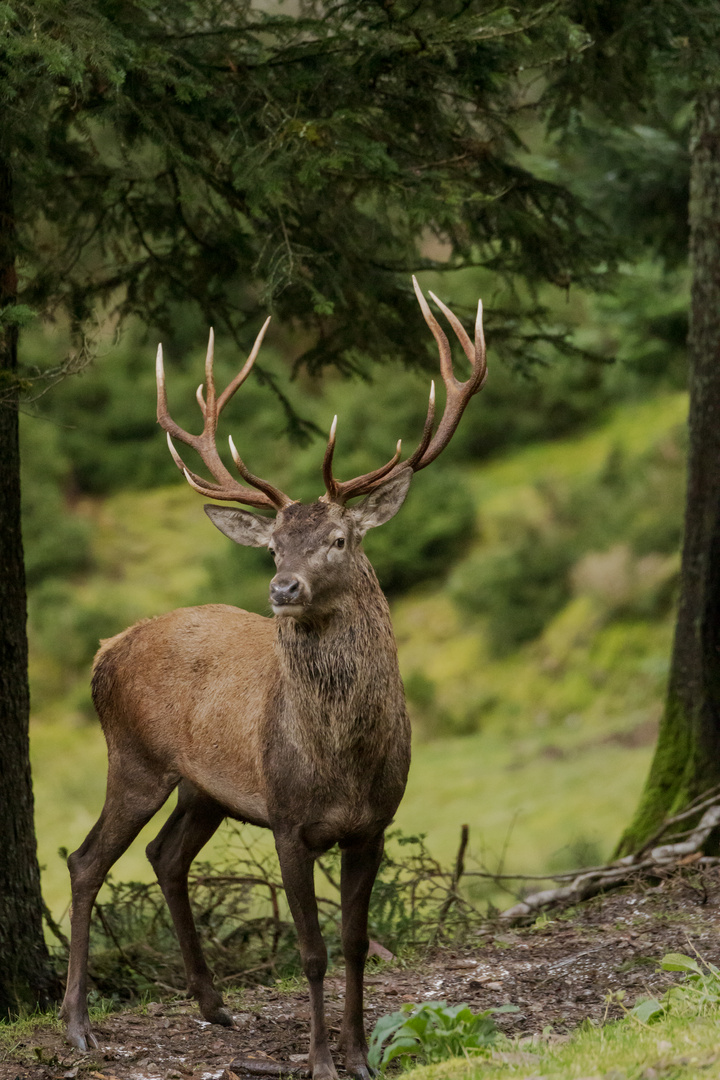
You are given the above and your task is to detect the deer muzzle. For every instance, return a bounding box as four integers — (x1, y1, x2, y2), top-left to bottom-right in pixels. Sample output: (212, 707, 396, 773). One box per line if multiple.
(270, 573, 309, 617)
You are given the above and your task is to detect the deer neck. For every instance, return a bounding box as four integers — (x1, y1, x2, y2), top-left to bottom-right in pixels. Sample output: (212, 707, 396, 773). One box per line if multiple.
(274, 556, 404, 746)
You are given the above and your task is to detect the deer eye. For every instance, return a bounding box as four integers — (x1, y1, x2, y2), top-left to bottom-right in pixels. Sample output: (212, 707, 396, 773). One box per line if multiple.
(334, 537, 345, 549)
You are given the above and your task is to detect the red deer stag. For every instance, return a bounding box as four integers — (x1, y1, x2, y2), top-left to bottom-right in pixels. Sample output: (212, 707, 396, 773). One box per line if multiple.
(60, 277, 487, 1080)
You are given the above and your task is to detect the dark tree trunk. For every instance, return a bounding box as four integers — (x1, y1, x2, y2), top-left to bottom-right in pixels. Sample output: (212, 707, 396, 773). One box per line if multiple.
(0, 156, 54, 1015)
(618, 89, 720, 854)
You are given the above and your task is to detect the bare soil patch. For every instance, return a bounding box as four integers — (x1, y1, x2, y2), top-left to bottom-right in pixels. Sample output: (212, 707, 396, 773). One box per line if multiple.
(4, 868, 720, 1080)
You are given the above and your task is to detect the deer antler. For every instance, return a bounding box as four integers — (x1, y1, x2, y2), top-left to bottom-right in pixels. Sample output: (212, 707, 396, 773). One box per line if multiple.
(156, 321, 293, 511)
(321, 277, 487, 504)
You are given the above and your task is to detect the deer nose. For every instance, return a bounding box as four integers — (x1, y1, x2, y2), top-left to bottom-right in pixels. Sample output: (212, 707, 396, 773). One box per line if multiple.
(270, 575, 303, 607)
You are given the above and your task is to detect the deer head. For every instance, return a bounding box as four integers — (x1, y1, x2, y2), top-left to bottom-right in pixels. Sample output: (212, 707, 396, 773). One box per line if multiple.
(156, 277, 487, 621)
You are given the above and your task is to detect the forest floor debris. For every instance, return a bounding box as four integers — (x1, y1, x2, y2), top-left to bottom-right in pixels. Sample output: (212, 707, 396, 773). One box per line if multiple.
(4, 867, 720, 1080)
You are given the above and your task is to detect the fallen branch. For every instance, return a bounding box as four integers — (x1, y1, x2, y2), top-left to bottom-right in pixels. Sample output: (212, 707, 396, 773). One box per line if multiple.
(500, 800, 720, 922)
(635, 784, 720, 855)
(649, 804, 720, 863)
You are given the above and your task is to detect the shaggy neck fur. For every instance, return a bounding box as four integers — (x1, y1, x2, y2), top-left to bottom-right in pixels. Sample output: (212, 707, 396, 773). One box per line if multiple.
(274, 551, 406, 758)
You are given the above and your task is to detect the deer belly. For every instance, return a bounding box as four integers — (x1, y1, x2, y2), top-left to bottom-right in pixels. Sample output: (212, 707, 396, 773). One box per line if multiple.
(300, 802, 389, 851)
(180, 755, 271, 828)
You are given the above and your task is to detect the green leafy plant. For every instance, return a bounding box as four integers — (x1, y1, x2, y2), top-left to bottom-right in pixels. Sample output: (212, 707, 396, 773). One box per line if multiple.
(367, 1000, 518, 1071)
(630, 951, 720, 1024)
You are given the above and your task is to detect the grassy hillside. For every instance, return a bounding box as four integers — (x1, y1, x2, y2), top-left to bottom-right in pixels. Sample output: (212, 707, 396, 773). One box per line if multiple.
(30, 389, 686, 919)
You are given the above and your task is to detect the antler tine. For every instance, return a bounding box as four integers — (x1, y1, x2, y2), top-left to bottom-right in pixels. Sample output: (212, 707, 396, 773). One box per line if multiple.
(322, 416, 340, 500)
(155, 324, 293, 511)
(403, 380, 436, 470)
(321, 403, 404, 503)
(322, 279, 487, 504)
(428, 290, 474, 367)
(409, 279, 487, 472)
(180, 466, 229, 499)
(476, 298, 486, 366)
(204, 328, 217, 421)
(165, 431, 228, 493)
(217, 316, 272, 414)
(322, 437, 403, 504)
(412, 277, 454, 385)
(229, 435, 293, 509)
(156, 344, 192, 446)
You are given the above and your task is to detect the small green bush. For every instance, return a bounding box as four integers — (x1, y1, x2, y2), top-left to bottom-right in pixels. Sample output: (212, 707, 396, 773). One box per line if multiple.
(548, 835, 603, 873)
(562, 438, 686, 559)
(404, 670, 437, 711)
(200, 541, 275, 613)
(368, 1000, 518, 1071)
(23, 504, 92, 587)
(28, 581, 128, 669)
(20, 416, 93, 586)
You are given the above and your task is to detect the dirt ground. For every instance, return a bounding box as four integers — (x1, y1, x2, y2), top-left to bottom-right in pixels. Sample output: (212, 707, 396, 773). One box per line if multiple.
(4, 869, 720, 1080)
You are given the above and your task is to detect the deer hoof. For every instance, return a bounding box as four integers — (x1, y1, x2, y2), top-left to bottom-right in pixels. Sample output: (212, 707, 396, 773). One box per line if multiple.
(311, 1067, 339, 1080)
(216, 1007, 234, 1027)
(196, 988, 234, 1028)
(65, 1021, 100, 1052)
(349, 1067, 377, 1080)
(205, 1004, 234, 1027)
(309, 1051, 339, 1080)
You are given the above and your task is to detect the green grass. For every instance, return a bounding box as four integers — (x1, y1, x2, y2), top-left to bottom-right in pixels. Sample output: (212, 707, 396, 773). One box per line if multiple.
(0, 1009, 61, 1048)
(403, 1008, 720, 1080)
(30, 391, 687, 920)
(397, 726, 653, 886)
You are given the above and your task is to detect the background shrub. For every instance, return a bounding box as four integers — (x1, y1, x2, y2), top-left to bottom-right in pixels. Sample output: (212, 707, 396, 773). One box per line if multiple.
(451, 529, 575, 656)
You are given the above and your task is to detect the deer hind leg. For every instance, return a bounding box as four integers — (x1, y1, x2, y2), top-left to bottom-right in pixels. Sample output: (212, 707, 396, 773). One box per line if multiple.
(60, 757, 177, 1051)
(145, 781, 229, 1025)
(275, 832, 338, 1080)
(337, 834, 384, 1080)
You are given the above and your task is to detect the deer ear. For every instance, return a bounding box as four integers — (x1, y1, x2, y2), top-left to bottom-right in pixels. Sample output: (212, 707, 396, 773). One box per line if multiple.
(204, 505, 275, 548)
(351, 467, 413, 536)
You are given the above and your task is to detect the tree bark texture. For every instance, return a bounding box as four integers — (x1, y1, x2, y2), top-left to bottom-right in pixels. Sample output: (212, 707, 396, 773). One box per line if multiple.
(618, 89, 720, 854)
(0, 155, 53, 1015)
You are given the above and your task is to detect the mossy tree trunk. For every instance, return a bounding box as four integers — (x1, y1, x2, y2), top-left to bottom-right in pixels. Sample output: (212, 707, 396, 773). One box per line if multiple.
(0, 156, 53, 1015)
(617, 89, 720, 854)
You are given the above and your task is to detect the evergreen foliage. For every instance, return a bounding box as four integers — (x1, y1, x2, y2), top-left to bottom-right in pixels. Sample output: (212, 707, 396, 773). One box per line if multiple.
(3, 0, 614, 396)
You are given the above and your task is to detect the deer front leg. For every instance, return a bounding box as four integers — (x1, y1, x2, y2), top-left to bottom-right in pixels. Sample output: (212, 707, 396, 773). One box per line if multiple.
(338, 833, 384, 1080)
(274, 832, 337, 1080)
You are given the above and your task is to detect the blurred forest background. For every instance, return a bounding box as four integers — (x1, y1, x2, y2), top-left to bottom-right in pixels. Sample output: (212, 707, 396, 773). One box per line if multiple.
(2, 1, 701, 937)
(24, 206, 689, 918)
